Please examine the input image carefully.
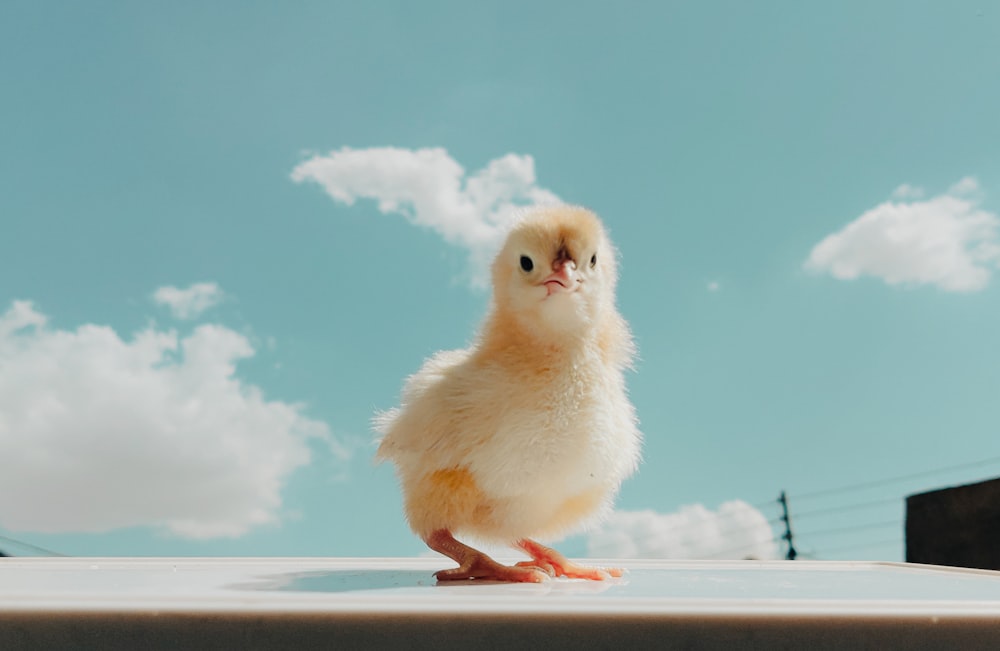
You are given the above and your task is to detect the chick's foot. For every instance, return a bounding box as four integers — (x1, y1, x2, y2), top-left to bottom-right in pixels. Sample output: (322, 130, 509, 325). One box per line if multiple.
(517, 539, 624, 581)
(426, 529, 549, 583)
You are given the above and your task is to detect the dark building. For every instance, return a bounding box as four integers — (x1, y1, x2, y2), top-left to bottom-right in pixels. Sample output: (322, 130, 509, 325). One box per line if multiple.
(906, 476, 1000, 571)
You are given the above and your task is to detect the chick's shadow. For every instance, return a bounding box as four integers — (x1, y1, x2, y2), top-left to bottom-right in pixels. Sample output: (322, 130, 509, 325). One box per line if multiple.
(233, 569, 621, 596)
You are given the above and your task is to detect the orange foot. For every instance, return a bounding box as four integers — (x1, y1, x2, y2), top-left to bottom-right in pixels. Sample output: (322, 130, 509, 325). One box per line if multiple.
(516, 539, 624, 581)
(425, 529, 548, 583)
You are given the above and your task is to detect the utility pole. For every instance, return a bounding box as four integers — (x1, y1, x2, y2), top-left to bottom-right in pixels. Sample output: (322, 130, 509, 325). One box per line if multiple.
(778, 490, 797, 560)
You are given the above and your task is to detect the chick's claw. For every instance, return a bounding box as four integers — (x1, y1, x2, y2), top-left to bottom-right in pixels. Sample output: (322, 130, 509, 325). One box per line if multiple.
(517, 539, 623, 581)
(435, 558, 549, 584)
(427, 529, 549, 583)
(514, 559, 557, 576)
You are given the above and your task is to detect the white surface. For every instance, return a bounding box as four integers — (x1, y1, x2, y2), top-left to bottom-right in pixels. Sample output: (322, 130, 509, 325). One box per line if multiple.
(2, 557, 999, 617)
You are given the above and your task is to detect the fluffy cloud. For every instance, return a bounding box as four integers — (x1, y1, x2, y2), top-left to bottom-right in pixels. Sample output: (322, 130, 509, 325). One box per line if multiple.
(587, 501, 779, 560)
(805, 177, 1000, 292)
(153, 282, 224, 319)
(290, 146, 562, 286)
(0, 299, 341, 539)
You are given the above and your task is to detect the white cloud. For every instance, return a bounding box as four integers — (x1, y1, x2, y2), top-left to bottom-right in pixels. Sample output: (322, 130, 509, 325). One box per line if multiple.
(707, 281, 721, 292)
(0, 300, 342, 539)
(290, 146, 562, 286)
(805, 177, 1000, 292)
(587, 501, 779, 560)
(153, 282, 224, 320)
(949, 176, 980, 196)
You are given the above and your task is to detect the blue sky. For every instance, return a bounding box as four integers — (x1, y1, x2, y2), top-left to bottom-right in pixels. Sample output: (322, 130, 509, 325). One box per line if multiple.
(2, 1, 999, 561)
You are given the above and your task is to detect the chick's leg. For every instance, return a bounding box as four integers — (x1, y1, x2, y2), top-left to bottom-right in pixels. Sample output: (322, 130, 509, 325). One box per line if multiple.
(515, 539, 624, 581)
(426, 529, 549, 583)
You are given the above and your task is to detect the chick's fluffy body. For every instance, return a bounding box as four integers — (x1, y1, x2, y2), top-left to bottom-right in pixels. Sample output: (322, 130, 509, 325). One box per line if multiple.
(376, 206, 640, 545)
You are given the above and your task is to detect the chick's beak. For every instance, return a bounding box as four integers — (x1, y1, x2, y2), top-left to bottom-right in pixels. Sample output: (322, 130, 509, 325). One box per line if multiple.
(542, 260, 578, 296)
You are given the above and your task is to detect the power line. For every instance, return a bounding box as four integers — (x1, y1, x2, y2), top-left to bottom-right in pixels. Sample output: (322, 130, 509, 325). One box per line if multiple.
(818, 537, 902, 557)
(631, 495, 894, 553)
(796, 519, 902, 539)
(660, 457, 1000, 530)
(0, 534, 66, 557)
(793, 496, 901, 521)
(792, 455, 1000, 502)
(627, 453, 999, 560)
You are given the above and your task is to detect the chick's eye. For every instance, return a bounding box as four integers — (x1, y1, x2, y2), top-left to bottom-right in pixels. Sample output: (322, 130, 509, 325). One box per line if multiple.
(519, 255, 534, 272)
(590, 253, 597, 268)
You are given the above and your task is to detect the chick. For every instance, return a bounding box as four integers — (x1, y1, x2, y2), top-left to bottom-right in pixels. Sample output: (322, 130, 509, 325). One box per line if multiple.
(376, 205, 640, 582)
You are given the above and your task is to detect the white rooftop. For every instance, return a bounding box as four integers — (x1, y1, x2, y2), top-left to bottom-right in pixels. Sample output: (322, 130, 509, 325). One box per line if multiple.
(2, 557, 999, 649)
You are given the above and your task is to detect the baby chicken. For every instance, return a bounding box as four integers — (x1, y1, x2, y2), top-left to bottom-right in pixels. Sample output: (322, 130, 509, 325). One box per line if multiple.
(376, 205, 640, 582)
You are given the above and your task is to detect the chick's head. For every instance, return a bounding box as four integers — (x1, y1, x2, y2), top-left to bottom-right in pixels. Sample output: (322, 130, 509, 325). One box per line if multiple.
(491, 206, 618, 340)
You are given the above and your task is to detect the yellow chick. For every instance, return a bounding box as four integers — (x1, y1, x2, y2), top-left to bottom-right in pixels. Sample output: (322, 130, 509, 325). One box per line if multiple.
(376, 205, 640, 582)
